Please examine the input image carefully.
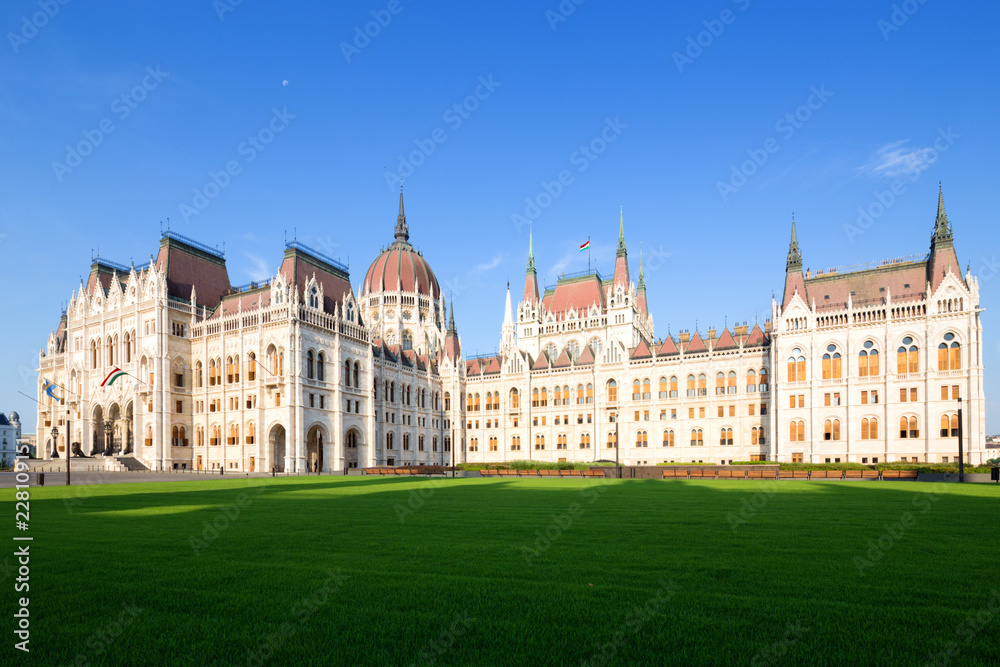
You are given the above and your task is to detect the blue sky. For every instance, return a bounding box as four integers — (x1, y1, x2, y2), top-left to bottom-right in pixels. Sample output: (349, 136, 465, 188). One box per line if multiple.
(2, 0, 998, 434)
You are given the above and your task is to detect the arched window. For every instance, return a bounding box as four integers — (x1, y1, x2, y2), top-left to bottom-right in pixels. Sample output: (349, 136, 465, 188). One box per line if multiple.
(387, 432, 394, 450)
(246, 422, 256, 445)
(534, 434, 545, 450)
(473, 392, 479, 411)
(563, 385, 571, 406)
(353, 362, 359, 387)
(445, 392, 451, 410)
(607, 380, 617, 402)
(553, 386, 562, 406)
(698, 374, 707, 397)
(91, 340, 99, 370)
(406, 385, 412, 406)
(720, 427, 733, 446)
(635, 430, 648, 448)
(727, 371, 737, 394)
(716, 372, 725, 395)
(632, 380, 641, 400)
(752, 426, 767, 445)
(900, 416, 919, 439)
(642, 378, 651, 400)
(344, 360, 351, 386)
(787, 349, 805, 382)
(938, 333, 961, 371)
(824, 419, 841, 441)
(686, 375, 696, 397)
(897, 337, 919, 374)
(859, 341, 880, 377)
(586, 383, 594, 404)
(247, 353, 256, 382)
(662, 430, 674, 447)
(576, 384, 584, 405)
(822, 345, 842, 379)
(607, 431, 618, 449)
(746, 369, 757, 393)
(390, 382, 395, 403)
(540, 388, 548, 407)
(669, 376, 678, 398)
(306, 351, 315, 380)
(690, 429, 704, 447)
(759, 368, 769, 391)
(402, 330, 413, 351)
(511, 435, 521, 451)
(658, 377, 668, 399)
(123, 331, 132, 363)
(195, 361, 203, 388)
(580, 433, 591, 449)
(316, 353, 325, 382)
(509, 389, 518, 409)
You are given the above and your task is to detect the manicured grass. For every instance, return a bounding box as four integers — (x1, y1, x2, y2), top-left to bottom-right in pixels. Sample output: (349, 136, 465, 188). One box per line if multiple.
(8, 477, 1000, 665)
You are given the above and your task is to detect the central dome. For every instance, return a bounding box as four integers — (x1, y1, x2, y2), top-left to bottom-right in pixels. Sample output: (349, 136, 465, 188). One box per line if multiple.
(362, 191, 441, 300)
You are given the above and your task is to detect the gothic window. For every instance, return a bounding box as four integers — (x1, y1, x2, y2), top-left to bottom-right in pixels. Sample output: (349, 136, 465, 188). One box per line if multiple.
(632, 380, 641, 400)
(698, 374, 707, 397)
(316, 353, 325, 382)
(938, 333, 961, 371)
(897, 337, 919, 374)
(690, 429, 703, 447)
(859, 341, 880, 376)
(822, 345, 842, 379)
(307, 351, 315, 380)
(746, 369, 757, 393)
(662, 430, 674, 447)
(642, 378, 651, 399)
(686, 375, 696, 398)
(899, 416, 919, 438)
(567, 340, 580, 360)
(353, 362, 359, 387)
(509, 389, 518, 409)
(607, 380, 618, 402)
(670, 376, 678, 398)
(402, 330, 413, 351)
(824, 419, 841, 441)
(715, 372, 725, 395)
(247, 353, 256, 382)
(787, 348, 806, 382)
(308, 287, 320, 309)
(720, 427, 733, 446)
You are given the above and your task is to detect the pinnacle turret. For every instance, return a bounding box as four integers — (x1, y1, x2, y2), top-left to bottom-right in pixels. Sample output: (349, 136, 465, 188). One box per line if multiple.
(932, 183, 953, 246)
(786, 216, 802, 271)
(394, 184, 409, 243)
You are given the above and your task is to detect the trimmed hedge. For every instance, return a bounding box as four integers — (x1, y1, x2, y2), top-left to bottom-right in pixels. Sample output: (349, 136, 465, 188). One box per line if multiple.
(458, 461, 593, 471)
(731, 461, 993, 474)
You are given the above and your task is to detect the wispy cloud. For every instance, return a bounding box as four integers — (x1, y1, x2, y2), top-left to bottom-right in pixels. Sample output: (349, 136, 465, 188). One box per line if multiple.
(859, 140, 936, 178)
(244, 252, 271, 282)
(474, 253, 503, 273)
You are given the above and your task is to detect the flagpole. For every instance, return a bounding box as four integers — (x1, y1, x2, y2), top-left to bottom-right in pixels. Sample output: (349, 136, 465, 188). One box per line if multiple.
(588, 236, 591, 274)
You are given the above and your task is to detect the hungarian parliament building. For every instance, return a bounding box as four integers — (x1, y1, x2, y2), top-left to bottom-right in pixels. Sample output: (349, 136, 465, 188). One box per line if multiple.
(36, 188, 986, 471)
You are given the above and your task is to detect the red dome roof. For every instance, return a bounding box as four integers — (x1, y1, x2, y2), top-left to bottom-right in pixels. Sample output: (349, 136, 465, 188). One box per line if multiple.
(362, 190, 441, 299)
(363, 241, 441, 299)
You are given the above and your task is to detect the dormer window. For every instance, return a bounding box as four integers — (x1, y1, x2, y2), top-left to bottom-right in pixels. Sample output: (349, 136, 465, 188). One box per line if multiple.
(308, 287, 319, 309)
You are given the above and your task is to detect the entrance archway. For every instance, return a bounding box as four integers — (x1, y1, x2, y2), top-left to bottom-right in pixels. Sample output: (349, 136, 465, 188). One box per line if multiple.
(306, 425, 325, 472)
(344, 428, 361, 469)
(269, 424, 286, 472)
(91, 405, 105, 455)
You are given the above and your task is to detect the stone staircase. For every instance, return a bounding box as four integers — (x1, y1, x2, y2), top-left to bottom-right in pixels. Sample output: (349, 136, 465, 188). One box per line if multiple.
(116, 456, 149, 472)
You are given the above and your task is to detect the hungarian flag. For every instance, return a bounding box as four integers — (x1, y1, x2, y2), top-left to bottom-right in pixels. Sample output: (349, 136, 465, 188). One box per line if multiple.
(101, 368, 127, 387)
(579, 240, 590, 252)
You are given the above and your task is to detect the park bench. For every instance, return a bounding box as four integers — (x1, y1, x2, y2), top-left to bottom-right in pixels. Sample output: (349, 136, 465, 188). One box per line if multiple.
(498, 469, 517, 476)
(479, 469, 498, 476)
(717, 470, 744, 479)
(581, 469, 605, 477)
(689, 469, 716, 479)
(746, 470, 774, 479)
(811, 470, 842, 479)
(844, 470, 863, 479)
(882, 469, 919, 480)
(517, 469, 539, 476)
(538, 469, 559, 476)
(861, 470, 880, 480)
(661, 469, 683, 478)
(560, 469, 582, 477)
(778, 470, 796, 479)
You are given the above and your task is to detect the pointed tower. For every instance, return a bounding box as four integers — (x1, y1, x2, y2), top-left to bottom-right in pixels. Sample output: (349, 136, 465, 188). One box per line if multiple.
(444, 297, 461, 362)
(613, 206, 630, 290)
(635, 249, 648, 316)
(500, 282, 516, 355)
(927, 184, 959, 292)
(522, 231, 540, 304)
(781, 215, 808, 308)
(394, 184, 409, 243)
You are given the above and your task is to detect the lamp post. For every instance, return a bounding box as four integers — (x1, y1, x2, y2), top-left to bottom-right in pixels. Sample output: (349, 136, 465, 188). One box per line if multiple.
(957, 398, 965, 483)
(611, 411, 620, 479)
(51, 426, 58, 464)
(103, 420, 113, 457)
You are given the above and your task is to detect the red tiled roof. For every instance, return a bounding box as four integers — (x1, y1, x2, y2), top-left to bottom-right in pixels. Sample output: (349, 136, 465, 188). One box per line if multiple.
(928, 245, 960, 293)
(805, 261, 927, 312)
(685, 331, 707, 354)
(553, 348, 572, 368)
(613, 255, 629, 290)
(714, 328, 737, 350)
(280, 246, 353, 313)
(484, 357, 502, 374)
(576, 345, 595, 366)
(362, 241, 440, 300)
(657, 337, 678, 356)
(156, 236, 231, 307)
(782, 270, 808, 309)
(541, 275, 606, 316)
(630, 339, 651, 360)
(444, 332, 461, 363)
(531, 354, 549, 371)
(216, 289, 272, 318)
(524, 274, 539, 304)
(746, 323, 765, 347)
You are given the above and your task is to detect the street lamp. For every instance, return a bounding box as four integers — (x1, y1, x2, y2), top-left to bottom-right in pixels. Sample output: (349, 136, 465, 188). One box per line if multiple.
(103, 420, 113, 456)
(51, 426, 58, 459)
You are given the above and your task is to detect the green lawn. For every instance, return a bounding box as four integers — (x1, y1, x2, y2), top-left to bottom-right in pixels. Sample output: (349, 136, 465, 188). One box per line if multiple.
(8, 477, 1000, 666)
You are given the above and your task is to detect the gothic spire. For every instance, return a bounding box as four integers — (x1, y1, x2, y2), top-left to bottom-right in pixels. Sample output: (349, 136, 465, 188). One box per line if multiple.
(786, 215, 802, 271)
(637, 249, 646, 291)
(526, 230, 537, 275)
(616, 205, 627, 258)
(503, 282, 513, 325)
(447, 296, 456, 333)
(394, 182, 409, 243)
(932, 183, 953, 245)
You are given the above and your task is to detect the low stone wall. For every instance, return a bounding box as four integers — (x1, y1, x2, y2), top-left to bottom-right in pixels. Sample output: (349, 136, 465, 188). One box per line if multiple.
(917, 472, 995, 484)
(603, 465, 780, 480)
